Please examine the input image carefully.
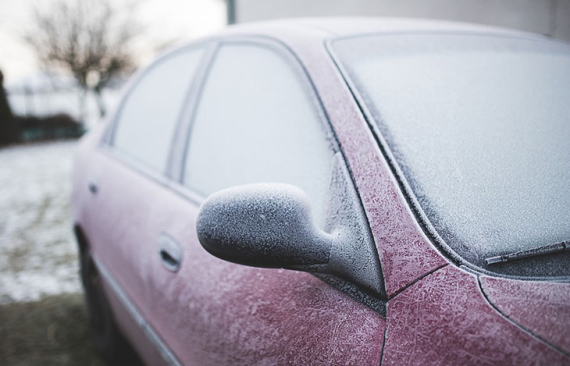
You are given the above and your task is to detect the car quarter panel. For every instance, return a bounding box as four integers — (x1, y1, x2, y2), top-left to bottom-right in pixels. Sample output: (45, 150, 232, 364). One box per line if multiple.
(383, 265, 568, 365)
(480, 276, 570, 354)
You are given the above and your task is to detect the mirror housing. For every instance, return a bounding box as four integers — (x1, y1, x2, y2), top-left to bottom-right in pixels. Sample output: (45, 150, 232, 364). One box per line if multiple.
(196, 155, 385, 296)
(196, 183, 333, 270)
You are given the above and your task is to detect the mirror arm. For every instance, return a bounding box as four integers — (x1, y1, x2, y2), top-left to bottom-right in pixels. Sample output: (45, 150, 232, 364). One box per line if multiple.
(319, 155, 386, 296)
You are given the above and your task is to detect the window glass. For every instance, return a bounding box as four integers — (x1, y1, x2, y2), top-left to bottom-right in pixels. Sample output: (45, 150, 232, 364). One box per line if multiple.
(184, 44, 333, 227)
(113, 48, 205, 172)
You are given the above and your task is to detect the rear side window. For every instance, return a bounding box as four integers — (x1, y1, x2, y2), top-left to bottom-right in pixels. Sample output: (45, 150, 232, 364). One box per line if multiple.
(183, 43, 334, 227)
(113, 47, 205, 172)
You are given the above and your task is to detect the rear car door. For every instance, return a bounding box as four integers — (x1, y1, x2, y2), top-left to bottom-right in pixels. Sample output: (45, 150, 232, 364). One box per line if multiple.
(148, 39, 387, 364)
(83, 44, 208, 363)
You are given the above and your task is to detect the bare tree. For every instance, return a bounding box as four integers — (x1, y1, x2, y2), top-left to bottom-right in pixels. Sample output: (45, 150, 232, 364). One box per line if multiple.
(24, 0, 141, 120)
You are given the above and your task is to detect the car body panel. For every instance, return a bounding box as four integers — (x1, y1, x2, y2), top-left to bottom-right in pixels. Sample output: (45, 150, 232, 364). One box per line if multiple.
(383, 265, 568, 365)
(82, 148, 160, 323)
(73, 125, 171, 365)
(80, 117, 387, 365)
(147, 185, 386, 364)
(99, 261, 169, 366)
(480, 276, 570, 354)
(74, 121, 177, 364)
(221, 17, 538, 39)
(104, 166, 385, 364)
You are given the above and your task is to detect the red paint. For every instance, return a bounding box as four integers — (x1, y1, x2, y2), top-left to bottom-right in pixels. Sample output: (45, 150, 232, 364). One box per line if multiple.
(74, 101, 386, 365)
(383, 266, 568, 365)
(147, 182, 386, 365)
(481, 276, 570, 354)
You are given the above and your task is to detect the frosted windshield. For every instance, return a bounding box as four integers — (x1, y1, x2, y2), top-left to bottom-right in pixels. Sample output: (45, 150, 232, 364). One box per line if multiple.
(333, 34, 570, 268)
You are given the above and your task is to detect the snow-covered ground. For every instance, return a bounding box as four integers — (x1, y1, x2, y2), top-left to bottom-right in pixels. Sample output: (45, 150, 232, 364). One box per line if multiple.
(6, 72, 123, 126)
(0, 141, 80, 304)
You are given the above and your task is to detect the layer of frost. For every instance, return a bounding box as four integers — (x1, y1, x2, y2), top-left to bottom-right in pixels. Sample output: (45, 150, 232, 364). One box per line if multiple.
(0, 141, 80, 304)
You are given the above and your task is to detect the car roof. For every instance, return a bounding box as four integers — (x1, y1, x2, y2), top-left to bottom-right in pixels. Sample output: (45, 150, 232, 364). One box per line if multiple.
(218, 17, 542, 41)
(162, 17, 548, 66)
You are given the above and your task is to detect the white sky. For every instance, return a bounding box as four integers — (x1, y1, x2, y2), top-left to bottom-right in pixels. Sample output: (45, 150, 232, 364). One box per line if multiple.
(0, 0, 227, 85)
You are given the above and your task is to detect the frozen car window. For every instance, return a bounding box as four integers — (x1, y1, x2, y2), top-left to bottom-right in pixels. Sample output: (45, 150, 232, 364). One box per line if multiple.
(333, 34, 570, 268)
(113, 48, 205, 172)
(184, 44, 334, 227)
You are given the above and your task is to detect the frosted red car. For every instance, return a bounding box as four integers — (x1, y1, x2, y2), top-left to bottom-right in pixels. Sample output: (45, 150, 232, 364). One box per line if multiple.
(72, 18, 570, 365)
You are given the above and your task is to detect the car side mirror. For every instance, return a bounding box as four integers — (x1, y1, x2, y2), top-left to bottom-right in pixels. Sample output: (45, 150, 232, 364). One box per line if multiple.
(196, 183, 333, 270)
(196, 155, 386, 297)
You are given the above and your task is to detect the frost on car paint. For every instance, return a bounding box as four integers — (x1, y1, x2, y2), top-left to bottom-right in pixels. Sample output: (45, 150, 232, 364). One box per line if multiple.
(72, 18, 570, 365)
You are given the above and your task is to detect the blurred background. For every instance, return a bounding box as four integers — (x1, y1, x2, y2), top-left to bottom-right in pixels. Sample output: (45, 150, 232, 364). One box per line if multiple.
(0, 0, 568, 364)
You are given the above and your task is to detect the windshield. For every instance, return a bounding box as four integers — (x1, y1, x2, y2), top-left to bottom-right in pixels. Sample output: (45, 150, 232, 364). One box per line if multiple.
(332, 34, 570, 276)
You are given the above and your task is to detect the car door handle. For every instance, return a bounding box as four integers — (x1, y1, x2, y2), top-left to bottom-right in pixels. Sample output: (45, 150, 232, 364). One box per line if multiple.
(88, 181, 98, 195)
(158, 235, 182, 272)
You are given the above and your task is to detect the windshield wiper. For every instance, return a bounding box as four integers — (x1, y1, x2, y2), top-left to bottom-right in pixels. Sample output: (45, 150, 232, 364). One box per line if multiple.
(485, 240, 569, 265)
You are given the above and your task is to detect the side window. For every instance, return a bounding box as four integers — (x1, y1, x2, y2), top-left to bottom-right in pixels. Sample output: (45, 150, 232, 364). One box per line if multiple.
(184, 43, 334, 226)
(113, 47, 205, 173)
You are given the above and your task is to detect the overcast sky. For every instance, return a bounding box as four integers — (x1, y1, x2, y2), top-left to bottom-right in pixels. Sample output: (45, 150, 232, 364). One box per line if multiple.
(0, 0, 227, 85)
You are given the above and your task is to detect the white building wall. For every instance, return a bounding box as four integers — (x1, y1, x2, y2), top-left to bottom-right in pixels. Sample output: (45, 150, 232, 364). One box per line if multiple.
(233, 0, 570, 42)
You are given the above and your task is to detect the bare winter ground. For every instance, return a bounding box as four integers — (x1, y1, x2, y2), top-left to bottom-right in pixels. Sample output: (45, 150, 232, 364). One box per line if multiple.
(0, 140, 105, 365)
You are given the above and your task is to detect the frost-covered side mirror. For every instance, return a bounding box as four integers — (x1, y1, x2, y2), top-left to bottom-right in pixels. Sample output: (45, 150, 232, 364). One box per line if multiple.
(196, 184, 333, 270)
(196, 155, 385, 296)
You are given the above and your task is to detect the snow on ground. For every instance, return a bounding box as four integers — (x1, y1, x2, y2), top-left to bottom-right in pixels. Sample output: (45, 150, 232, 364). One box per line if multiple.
(0, 141, 80, 304)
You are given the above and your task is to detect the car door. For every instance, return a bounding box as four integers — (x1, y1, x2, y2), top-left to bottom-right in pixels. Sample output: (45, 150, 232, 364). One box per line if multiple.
(145, 39, 387, 364)
(83, 44, 209, 363)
